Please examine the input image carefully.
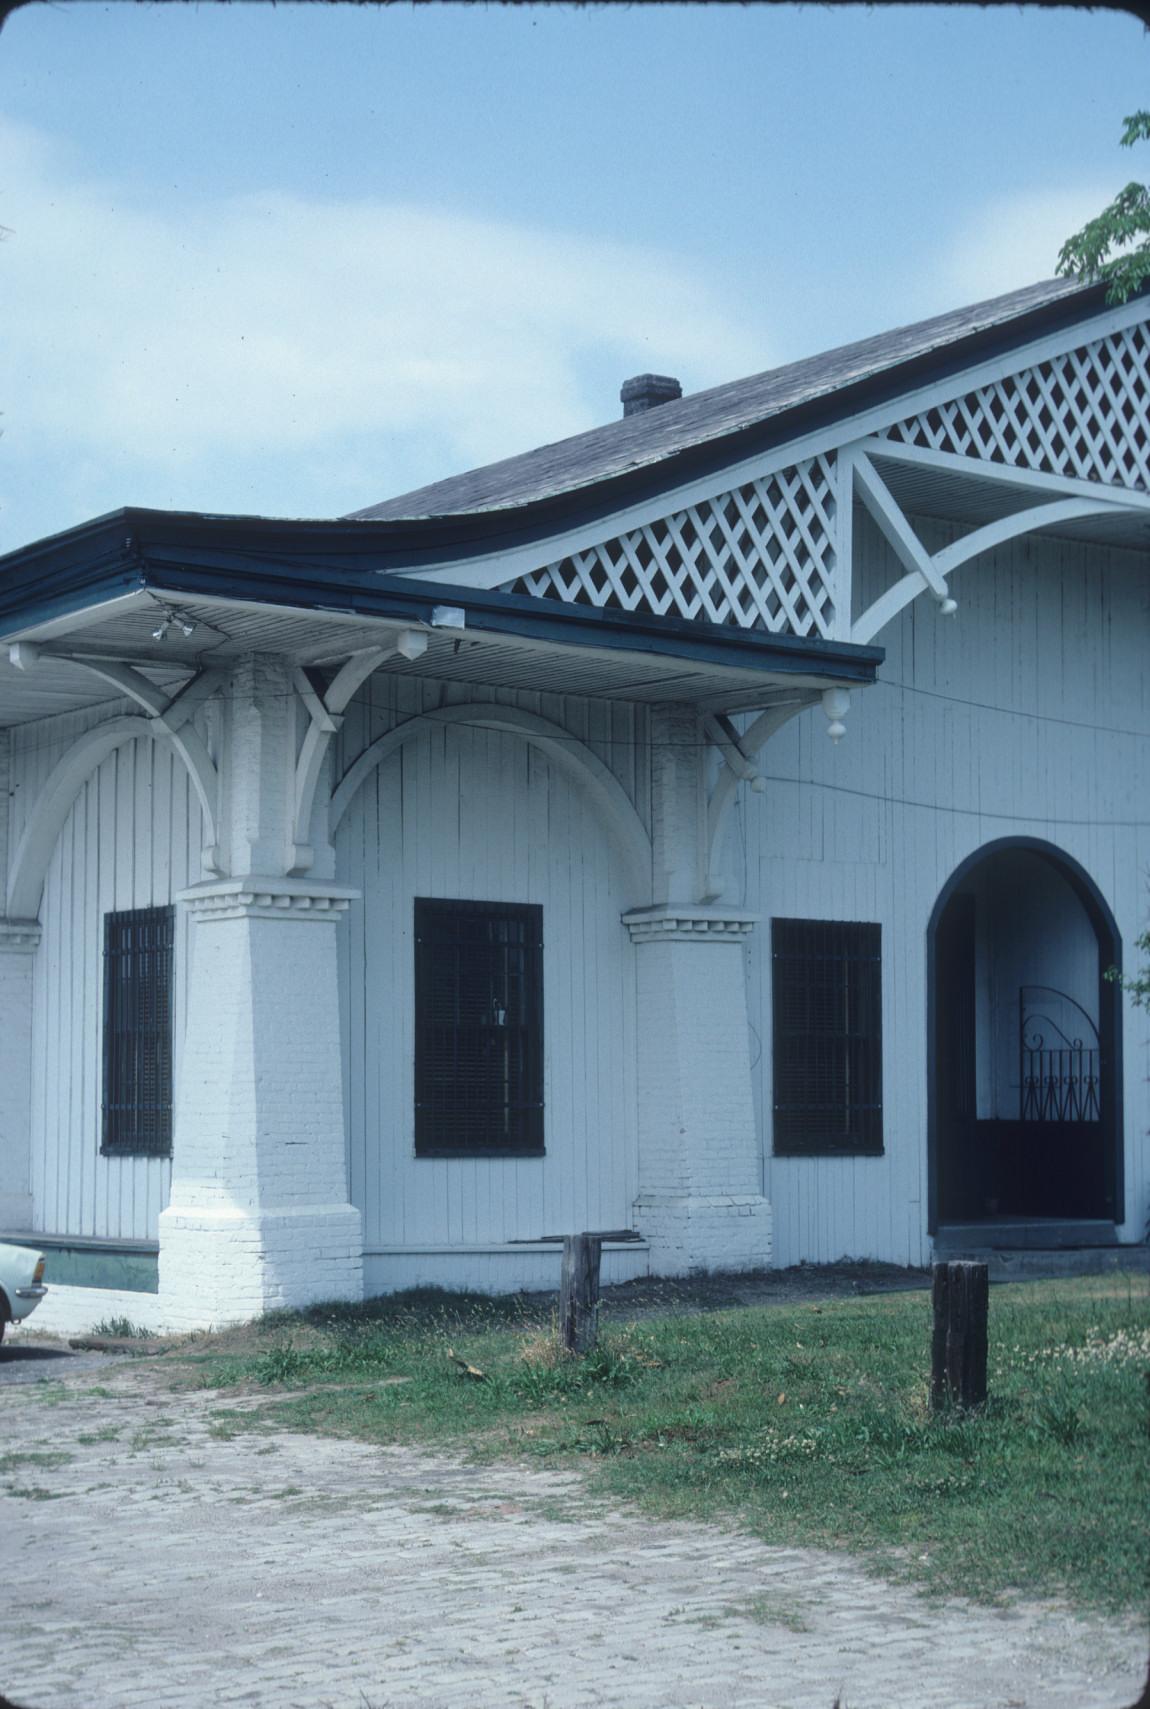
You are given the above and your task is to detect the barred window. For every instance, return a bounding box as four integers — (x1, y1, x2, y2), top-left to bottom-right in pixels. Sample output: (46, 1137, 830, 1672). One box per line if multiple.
(414, 899, 544, 1157)
(771, 918, 883, 1156)
(101, 906, 175, 1157)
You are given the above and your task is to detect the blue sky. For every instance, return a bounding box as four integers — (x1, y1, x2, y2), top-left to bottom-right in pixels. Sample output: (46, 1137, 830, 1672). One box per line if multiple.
(1, 3, 1145, 550)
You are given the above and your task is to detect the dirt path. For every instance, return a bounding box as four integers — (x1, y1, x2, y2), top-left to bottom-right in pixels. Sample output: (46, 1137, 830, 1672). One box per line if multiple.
(0, 1356, 1143, 1709)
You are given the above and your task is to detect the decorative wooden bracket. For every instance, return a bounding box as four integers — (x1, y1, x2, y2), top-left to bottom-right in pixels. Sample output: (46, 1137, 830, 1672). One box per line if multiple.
(851, 452, 956, 633)
(288, 630, 429, 872)
(7, 646, 225, 870)
(702, 695, 818, 901)
(848, 444, 1141, 646)
(703, 713, 767, 794)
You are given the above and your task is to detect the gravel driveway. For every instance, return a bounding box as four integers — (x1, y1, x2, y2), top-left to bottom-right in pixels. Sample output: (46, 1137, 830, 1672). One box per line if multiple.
(0, 1349, 1144, 1709)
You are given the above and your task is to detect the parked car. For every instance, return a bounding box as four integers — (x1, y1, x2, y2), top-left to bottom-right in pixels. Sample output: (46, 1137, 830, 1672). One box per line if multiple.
(0, 1242, 47, 1341)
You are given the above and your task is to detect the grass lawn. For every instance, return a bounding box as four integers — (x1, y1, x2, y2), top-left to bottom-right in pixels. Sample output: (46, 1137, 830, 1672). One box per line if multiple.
(168, 1273, 1149, 1614)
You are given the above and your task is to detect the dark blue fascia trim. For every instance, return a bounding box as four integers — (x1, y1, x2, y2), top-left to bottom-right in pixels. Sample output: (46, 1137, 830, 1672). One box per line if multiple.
(382, 577, 884, 683)
(352, 278, 1141, 568)
(4, 283, 1133, 593)
(150, 555, 884, 684)
(0, 514, 883, 685)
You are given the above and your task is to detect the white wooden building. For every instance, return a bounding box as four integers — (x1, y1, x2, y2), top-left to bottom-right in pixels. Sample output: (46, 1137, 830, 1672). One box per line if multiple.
(2, 276, 1147, 1331)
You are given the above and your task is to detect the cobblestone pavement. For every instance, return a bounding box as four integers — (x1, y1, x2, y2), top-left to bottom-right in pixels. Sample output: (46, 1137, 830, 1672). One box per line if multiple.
(0, 1361, 1144, 1709)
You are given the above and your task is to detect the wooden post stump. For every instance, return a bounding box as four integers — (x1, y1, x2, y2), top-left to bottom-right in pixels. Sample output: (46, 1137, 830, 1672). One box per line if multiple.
(560, 1234, 602, 1355)
(931, 1260, 989, 1411)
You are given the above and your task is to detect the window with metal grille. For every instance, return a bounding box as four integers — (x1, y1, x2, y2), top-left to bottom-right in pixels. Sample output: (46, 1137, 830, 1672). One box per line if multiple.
(414, 899, 544, 1157)
(101, 905, 175, 1157)
(771, 918, 883, 1156)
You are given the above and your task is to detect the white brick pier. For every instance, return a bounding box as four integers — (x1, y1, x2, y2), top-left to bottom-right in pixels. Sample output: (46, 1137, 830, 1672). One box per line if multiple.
(626, 705, 772, 1273)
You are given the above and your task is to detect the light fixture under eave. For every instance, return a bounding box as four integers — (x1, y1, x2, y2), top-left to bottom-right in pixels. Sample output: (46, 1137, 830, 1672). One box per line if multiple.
(151, 604, 199, 642)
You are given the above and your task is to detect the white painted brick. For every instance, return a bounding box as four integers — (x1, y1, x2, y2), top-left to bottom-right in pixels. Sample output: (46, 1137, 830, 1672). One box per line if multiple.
(0, 939, 35, 1228)
(156, 658, 364, 1329)
(630, 706, 772, 1274)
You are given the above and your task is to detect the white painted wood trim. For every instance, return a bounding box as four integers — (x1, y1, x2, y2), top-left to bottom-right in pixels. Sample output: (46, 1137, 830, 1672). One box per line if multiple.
(850, 485, 1146, 645)
(7, 715, 153, 918)
(703, 698, 814, 899)
(2, 589, 154, 647)
(289, 635, 430, 867)
(833, 446, 855, 641)
(7, 711, 220, 920)
(931, 498, 1137, 580)
(856, 435, 1150, 513)
(36, 656, 173, 718)
(330, 702, 652, 893)
(853, 454, 950, 600)
(384, 296, 1150, 590)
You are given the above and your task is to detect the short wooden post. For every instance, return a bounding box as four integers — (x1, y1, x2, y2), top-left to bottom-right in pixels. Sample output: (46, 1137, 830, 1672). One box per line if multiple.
(931, 1260, 989, 1411)
(559, 1233, 602, 1355)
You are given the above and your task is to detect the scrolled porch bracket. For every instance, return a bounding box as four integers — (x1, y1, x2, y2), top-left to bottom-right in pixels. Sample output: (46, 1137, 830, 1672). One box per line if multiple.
(288, 631, 429, 872)
(703, 697, 817, 901)
(702, 713, 766, 794)
(6, 649, 225, 870)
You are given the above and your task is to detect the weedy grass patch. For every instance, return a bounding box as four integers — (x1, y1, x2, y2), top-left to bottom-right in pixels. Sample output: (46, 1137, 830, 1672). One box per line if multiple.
(88, 1317, 154, 1339)
(171, 1274, 1149, 1613)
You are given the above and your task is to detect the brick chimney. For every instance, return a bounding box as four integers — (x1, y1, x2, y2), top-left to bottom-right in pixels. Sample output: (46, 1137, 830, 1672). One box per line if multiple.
(620, 373, 682, 418)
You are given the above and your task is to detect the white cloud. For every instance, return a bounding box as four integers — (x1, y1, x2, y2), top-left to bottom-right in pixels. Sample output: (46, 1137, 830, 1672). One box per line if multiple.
(928, 183, 1120, 307)
(0, 119, 769, 546)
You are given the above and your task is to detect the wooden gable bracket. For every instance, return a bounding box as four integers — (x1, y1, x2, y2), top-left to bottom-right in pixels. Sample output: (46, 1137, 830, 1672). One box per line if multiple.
(288, 629, 429, 873)
(6, 644, 226, 869)
(847, 445, 1145, 647)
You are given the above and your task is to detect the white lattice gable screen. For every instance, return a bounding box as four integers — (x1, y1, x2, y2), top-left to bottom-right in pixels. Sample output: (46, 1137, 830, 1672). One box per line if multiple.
(880, 321, 1150, 493)
(500, 453, 839, 638)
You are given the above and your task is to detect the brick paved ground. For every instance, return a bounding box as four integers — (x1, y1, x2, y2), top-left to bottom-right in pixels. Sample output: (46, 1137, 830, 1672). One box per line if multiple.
(0, 1355, 1144, 1709)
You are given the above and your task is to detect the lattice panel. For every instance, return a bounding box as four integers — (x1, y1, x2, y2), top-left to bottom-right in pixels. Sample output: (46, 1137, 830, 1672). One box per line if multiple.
(880, 322, 1150, 492)
(502, 454, 839, 636)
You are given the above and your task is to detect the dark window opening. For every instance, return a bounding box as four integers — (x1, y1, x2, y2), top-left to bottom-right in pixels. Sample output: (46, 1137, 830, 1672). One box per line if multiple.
(772, 917, 883, 1156)
(414, 898, 544, 1157)
(101, 905, 175, 1157)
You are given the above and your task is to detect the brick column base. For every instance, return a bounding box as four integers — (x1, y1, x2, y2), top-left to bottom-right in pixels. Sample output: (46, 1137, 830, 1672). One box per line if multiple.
(158, 879, 363, 1329)
(0, 923, 39, 1228)
(624, 906, 772, 1275)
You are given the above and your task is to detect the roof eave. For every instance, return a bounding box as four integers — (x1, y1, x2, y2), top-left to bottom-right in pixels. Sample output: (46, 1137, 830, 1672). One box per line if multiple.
(0, 516, 883, 694)
(349, 276, 1126, 541)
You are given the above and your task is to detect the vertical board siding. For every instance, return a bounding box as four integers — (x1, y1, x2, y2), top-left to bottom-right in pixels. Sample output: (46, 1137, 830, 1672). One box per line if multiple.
(333, 674, 652, 837)
(28, 735, 202, 1241)
(337, 708, 640, 1255)
(743, 519, 1150, 1268)
(9, 525, 1146, 1275)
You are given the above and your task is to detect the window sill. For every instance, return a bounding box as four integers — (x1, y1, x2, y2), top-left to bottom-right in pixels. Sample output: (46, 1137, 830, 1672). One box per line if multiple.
(414, 1149, 546, 1161)
(773, 1147, 885, 1159)
(99, 1148, 173, 1161)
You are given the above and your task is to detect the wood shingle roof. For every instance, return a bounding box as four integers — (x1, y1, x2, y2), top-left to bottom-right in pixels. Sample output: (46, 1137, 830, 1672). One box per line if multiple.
(351, 277, 1090, 523)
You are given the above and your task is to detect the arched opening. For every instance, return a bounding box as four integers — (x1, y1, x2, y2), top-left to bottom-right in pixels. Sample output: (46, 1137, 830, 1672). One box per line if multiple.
(334, 716, 642, 1293)
(928, 838, 1123, 1241)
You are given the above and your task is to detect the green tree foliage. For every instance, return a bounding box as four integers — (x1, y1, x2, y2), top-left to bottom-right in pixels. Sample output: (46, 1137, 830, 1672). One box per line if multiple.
(1057, 111, 1150, 303)
(1107, 929, 1150, 1008)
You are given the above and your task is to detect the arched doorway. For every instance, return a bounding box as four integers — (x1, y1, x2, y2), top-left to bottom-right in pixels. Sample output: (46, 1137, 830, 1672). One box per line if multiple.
(928, 839, 1123, 1241)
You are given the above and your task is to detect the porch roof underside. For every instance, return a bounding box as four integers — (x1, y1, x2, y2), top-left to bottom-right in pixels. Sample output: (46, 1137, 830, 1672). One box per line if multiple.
(0, 523, 882, 727)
